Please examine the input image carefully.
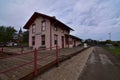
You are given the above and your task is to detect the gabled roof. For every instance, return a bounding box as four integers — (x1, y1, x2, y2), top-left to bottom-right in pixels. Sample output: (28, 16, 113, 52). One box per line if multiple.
(70, 35, 82, 41)
(23, 12, 74, 31)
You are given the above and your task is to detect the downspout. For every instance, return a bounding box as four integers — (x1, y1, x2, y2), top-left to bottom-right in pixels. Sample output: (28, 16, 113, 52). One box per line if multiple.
(50, 22, 52, 50)
(68, 30, 70, 48)
(68, 35, 70, 48)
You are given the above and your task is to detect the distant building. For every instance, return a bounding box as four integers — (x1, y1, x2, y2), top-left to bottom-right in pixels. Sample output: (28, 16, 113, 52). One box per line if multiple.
(13, 33, 18, 42)
(23, 12, 82, 49)
(18, 28, 23, 43)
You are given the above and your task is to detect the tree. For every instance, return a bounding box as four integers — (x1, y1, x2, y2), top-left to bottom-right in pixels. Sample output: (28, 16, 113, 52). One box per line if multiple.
(0, 26, 17, 42)
(0, 26, 6, 42)
(106, 40, 112, 44)
(23, 31, 29, 42)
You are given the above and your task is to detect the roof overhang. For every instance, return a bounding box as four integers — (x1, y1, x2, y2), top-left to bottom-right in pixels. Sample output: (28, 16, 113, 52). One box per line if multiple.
(69, 35, 82, 41)
(23, 12, 74, 31)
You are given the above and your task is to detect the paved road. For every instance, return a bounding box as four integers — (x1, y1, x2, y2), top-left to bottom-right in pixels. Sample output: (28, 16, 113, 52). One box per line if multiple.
(78, 46, 120, 80)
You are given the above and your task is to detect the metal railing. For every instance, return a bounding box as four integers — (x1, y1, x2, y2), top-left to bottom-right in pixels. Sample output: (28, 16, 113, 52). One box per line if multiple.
(0, 46, 59, 78)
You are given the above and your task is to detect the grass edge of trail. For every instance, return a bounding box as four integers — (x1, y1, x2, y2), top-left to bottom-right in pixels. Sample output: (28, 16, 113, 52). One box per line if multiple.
(103, 46, 120, 59)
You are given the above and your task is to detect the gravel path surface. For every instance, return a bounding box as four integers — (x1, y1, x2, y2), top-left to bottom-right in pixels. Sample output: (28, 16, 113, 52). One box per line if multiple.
(78, 46, 120, 80)
(34, 47, 94, 80)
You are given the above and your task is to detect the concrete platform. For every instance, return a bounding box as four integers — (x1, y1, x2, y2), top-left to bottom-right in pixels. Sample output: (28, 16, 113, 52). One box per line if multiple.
(0, 46, 85, 80)
(34, 47, 94, 80)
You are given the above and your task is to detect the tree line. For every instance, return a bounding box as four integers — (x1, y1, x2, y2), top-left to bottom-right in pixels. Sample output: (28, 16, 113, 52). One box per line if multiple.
(0, 26, 16, 42)
(0, 25, 28, 43)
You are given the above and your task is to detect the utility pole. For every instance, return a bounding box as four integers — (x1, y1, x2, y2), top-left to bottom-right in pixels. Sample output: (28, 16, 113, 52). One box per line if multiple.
(108, 33, 111, 40)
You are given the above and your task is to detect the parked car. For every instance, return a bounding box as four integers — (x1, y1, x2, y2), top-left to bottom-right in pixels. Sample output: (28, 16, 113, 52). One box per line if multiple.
(6, 42, 18, 46)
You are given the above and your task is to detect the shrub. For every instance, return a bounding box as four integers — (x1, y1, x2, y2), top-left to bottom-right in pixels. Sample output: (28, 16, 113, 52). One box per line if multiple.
(113, 43, 119, 47)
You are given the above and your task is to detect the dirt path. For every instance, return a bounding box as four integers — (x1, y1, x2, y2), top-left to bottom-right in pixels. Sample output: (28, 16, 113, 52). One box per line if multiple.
(78, 46, 120, 80)
(33, 47, 94, 80)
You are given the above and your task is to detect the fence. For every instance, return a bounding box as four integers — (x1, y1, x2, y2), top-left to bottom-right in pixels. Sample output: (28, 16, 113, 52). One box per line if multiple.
(0, 46, 59, 79)
(0, 46, 25, 54)
(0, 47, 3, 53)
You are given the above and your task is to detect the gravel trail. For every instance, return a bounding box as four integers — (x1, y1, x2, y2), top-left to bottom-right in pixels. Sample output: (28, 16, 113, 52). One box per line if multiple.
(78, 46, 120, 80)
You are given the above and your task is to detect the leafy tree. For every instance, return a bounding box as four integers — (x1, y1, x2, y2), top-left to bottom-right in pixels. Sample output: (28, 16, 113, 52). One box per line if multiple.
(22, 31, 29, 42)
(0, 26, 17, 42)
(0, 26, 6, 42)
(106, 40, 112, 44)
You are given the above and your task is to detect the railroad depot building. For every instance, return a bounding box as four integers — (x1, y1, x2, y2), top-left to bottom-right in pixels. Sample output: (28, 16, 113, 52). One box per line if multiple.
(23, 12, 81, 49)
(69, 35, 82, 48)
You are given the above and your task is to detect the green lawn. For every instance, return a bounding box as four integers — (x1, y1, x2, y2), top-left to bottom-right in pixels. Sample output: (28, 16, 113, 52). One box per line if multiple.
(104, 46, 120, 58)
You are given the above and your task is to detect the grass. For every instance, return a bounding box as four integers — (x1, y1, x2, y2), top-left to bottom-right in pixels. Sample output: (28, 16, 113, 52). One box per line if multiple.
(104, 46, 120, 58)
(18, 42, 28, 47)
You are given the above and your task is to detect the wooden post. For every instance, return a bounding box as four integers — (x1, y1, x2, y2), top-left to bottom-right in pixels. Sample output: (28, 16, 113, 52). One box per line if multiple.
(34, 48, 37, 76)
(21, 47, 23, 54)
(1, 48, 3, 53)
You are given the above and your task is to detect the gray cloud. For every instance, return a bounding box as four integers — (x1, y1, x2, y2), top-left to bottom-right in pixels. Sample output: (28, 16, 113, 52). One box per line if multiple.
(0, 0, 120, 40)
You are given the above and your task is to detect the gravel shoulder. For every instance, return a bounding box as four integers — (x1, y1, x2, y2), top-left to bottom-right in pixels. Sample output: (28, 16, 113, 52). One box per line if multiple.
(78, 46, 120, 80)
(33, 47, 94, 80)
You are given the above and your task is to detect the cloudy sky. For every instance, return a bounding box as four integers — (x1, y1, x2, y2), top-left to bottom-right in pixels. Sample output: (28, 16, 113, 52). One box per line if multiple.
(0, 0, 120, 41)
